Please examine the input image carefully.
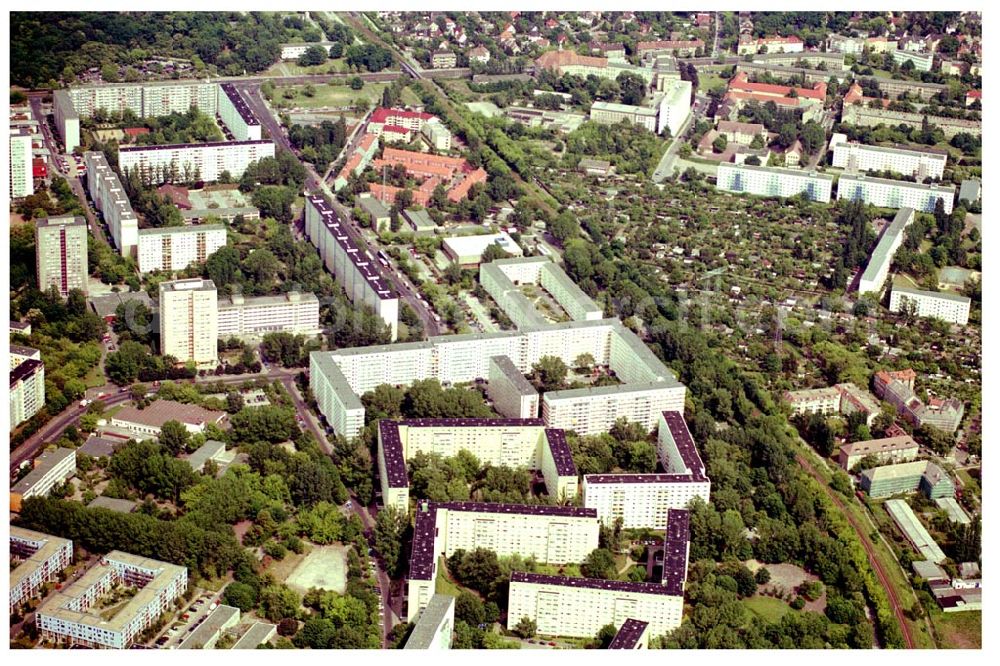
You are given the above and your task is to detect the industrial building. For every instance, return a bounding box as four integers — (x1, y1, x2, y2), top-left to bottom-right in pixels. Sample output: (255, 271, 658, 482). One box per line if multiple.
(36, 551, 187, 649)
(84, 151, 140, 256)
(883, 499, 946, 564)
(406, 501, 600, 621)
(716, 164, 834, 203)
(858, 208, 916, 295)
(35, 216, 89, 298)
(304, 195, 398, 340)
(889, 284, 971, 325)
(442, 232, 522, 266)
(829, 133, 947, 180)
(159, 278, 219, 366)
(110, 399, 227, 439)
(837, 174, 956, 213)
(136, 224, 227, 274)
(217, 291, 321, 338)
(10, 528, 73, 613)
(377, 418, 579, 512)
(403, 594, 455, 649)
(10, 447, 76, 513)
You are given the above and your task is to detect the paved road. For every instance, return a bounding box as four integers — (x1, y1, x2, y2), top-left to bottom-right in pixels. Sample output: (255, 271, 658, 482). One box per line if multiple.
(795, 452, 916, 649)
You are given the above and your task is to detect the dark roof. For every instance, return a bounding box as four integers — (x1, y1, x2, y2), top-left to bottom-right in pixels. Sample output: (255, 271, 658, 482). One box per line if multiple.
(607, 618, 648, 649)
(78, 436, 125, 458)
(11, 358, 43, 386)
(307, 195, 395, 300)
(433, 501, 596, 519)
(584, 473, 703, 484)
(510, 571, 679, 596)
(545, 429, 577, 477)
(398, 417, 544, 427)
(408, 503, 438, 581)
(10, 321, 31, 331)
(661, 411, 707, 481)
(661, 509, 690, 595)
(219, 83, 260, 127)
(119, 139, 273, 153)
(379, 420, 409, 489)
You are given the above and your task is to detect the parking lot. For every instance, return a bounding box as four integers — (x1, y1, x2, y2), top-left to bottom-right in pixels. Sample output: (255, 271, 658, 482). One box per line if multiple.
(152, 590, 223, 649)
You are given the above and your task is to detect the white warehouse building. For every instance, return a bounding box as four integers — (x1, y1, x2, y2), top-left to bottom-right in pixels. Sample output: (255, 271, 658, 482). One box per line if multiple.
(716, 163, 835, 203)
(889, 284, 971, 325)
(829, 133, 946, 180)
(837, 173, 955, 213)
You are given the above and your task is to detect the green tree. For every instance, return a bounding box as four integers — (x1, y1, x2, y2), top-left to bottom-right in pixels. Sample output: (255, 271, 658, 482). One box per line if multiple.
(530, 355, 568, 392)
(580, 548, 616, 579)
(159, 420, 191, 455)
(223, 581, 258, 612)
(513, 616, 537, 639)
(375, 506, 410, 577)
(259, 585, 301, 623)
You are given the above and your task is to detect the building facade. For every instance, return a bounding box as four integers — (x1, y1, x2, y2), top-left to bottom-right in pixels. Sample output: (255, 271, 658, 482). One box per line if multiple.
(656, 80, 692, 137)
(889, 285, 971, 325)
(137, 224, 227, 274)
(119, 140, 275, 184)
(10, 528, 73, 613)
(716, 164, 834, 202)
(84, 151, 140, 256)
(10, 448, 76, 512)
(403, 594, 455, 649)
(10, 358, 45, 431)
(858, 207, 915, 295)
(217, 291, 321, 338)
(590, 101, 659, 133)
(159, 278, 219, 366)
(35, 216, 88, 298)
(837, 174, 956, 213)
(10, 129, 33, 198)
(829, 133, 947, 180)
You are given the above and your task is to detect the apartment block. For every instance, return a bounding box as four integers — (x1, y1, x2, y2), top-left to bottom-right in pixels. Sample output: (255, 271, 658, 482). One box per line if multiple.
(839, 435, 920, 471)
(119, 140, 275, 184)
(608, 618, 651, 649)
(10, 528, 73, 613)
(861, 460, 954, 501)
(481, 256, 603, 329)
(738, 35, 804, 55)
(783, 387, 842, 417)
(159, 278, 219, 366)
(841, 104, 980, 139)
(377, 418, 579, 512)
(874, 369, 964, 432)
(487, 355, 540, 419)
(10, 357, 45, 431)
(37, 551, 187, 649)
(10, 129, 33, 198)
(84, 151, 140, 256)
(890, 285, 971, 325)
(53, 90, 81, 153)
(304, 195, 398, 340)
(636, 39, 705, 58)
(535, 50, 656, 84)
(422, 122, 452, 151)
(10, 447, 76, 513)
(403, 594, 455, 649)
(837, 174, 955, 213)
(829, 133, 946, 180)
(217, 291, 321, 338)
(137, 224, 227, 274)
(35, 216, 88, 298)
(590, 101, 659, 133)
(892, 49, 934, 72)
(582, 411, 710, 529)
(858, 207, 915, 295)
(217, 83, 262, 141)
(717, 163, 834, 203)
(406, 502, 600, 621)
(656, 80, 692, 137)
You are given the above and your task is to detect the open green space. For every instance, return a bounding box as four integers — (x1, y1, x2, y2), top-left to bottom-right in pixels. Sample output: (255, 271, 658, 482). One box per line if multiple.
(262, 59, 348, 77)
(435, 557, 463, 596)
(930, 608, 981, 649)
(273, 82, 390, 110)
(743, 595, 792, 622)
(697, 73, 729, 94)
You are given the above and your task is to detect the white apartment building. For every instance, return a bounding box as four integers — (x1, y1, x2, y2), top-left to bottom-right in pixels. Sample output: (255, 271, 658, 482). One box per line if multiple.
(36, 551, 187, 649)
(118, 140, 275, 184)
(480, 256, 603, 329)
(377, 418, 579, 513)
(892, 49, 934, 72)
(829, 133, 947, 180)
(304, 195, 398, 340)
(487, 355, 540, 419)
(84, 151, 139, 256)
(10, 447, 76, 513)
(218, 83, 262, 141)
(53, 90, 81, 153)
(406, 502, 600, 622)
(858, 207, 915, 295)
(582, 412, 710, 529)
(280, 42, 338, 60)
(421, 122, 452, 151)
(507, 573, 684, 639)
(839, 435, 919, 471)
(10, 528, 73, 613)
(716, 164, 834, 203)
(35, 216, 89, 298)
(10, 129, 33, 198)
(656, 80, 692, 137)
(542, 382, 685, 436)
(890, 284, 971, 325)
(590, 101, 658, 133)
(837, 174, 955, 214)
(404, 594, 455, 649)
(10, 358, 45, 431)
(137, 224, 227, 274)
(217, 291, 322, 338)
(159, 278, 218, 366)
(783, 387, 843, 417)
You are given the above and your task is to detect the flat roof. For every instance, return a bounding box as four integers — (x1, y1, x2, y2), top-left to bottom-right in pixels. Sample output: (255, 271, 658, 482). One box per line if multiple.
(10, 344, 40, 358)
(892, 284, 972, 305)
(591, 101, 657, 117)
(607, 618, 649, 649)
(662, 508, 690, 595)
(861, 207, 915, 284)
(660, 411, 707, 481)
(408, 503, 439, 580)
(584, 472, 702, 485)
(138, 223, 227, 237)
(545, 428, 578, 477)
(490, 355, 537, 396)
(834, 138, 948, 162)
(307, 195, 396, 299)
(510, 571, 679, 596)
(36, 215, 86, 229)
(185, 439, 226, 470)
(359, 196, 391, 219)
(112, 399, 226, 429)
(219, 83, 260, 127)
(159, 278, 217, 294)
(378, 420, 409, 489)
(884, 499, 947, 563)
(838, 173, 957, 193)
(404, 594, 455, 649)
(11, 528, 73, 595)
(119, 139, 273, 153)
(442, 231, 521, 259)
(219, 291, 320, 309)
(231, 622, 277, 649)
(78, 436, 125, 458)
(403, 208, 436, 229)
(398, 417, 545, 428)
(89, 291, 154, 319)
(178, 604, 240, 649)
(12, 447, 75, 494)
(718, 162, 835, 182)
(433, 500, 596, 519)
(862, 460, 929, 482)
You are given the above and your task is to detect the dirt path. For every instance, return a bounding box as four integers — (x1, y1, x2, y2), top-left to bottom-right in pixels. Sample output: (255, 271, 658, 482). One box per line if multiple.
(795, 453, 915, 649)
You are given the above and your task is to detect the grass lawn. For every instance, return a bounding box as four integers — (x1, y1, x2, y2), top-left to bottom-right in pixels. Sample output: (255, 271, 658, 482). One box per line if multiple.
(266, 548, 310, 583)
(698, 72, 729, 94)
(84, 364, 106, 388)
(956, 469, 980, 494)
(930, 608, 981, 649)
(273, 82, 390, 110)
(743, 595, 792, 622)
(400, 86, 424, 107)
(261, 59, 349, 77)
(435, 557, 463, 596)
(195, 575, 229, 593)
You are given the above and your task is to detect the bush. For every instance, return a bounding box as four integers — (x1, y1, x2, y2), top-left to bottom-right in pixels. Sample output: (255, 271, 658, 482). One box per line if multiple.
(790, 596, 806, 610)
(277, 618, 299, 637)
